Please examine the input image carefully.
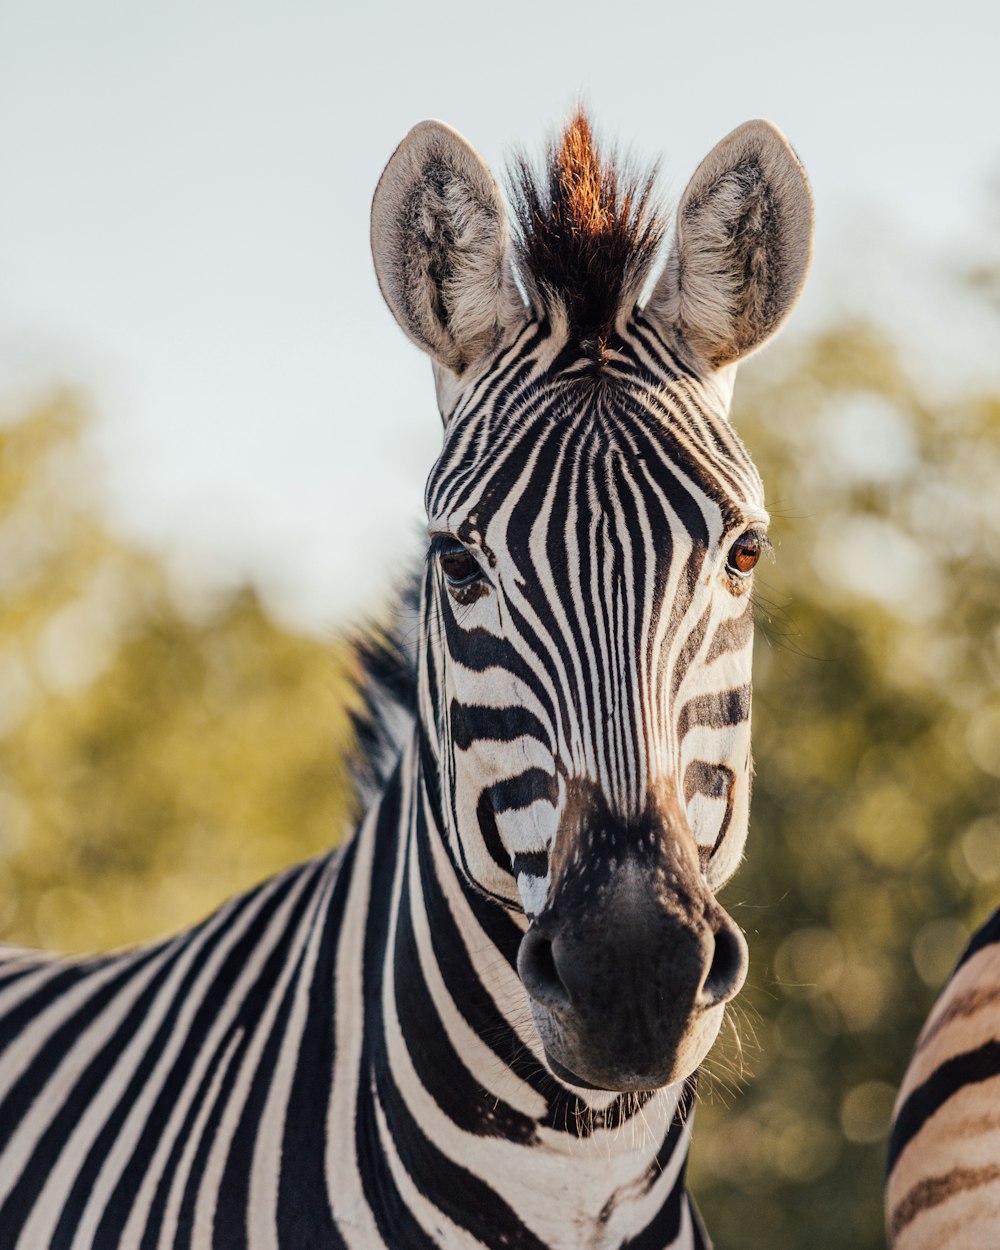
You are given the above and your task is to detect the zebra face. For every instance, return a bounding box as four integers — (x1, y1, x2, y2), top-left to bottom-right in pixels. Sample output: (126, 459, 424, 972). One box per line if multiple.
(423, 369, 763, 1089)
(372, 113, 813, 1091)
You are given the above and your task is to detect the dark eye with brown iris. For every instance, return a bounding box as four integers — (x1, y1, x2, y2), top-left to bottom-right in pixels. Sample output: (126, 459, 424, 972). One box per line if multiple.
(727, 531, 762, 577)
(439, 544, 481, 587)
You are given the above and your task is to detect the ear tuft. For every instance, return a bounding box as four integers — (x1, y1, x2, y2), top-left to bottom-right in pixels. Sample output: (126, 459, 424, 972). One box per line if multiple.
(371, 121, 522, 373)
(649, 120, 814, 368)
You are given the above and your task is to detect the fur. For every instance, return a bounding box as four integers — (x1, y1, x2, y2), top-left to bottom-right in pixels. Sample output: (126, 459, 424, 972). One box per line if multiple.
(349, 579, 420, 808)
(649, 119, 814, 367)
(508, 110, 663, 359)
(372, 113, 812, 383)
(370, 121, 523, 374)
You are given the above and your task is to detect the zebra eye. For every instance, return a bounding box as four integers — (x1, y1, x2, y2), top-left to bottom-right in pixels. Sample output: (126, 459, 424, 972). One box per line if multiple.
(726, 531, 762, 577)
(439, 544, 482, 588)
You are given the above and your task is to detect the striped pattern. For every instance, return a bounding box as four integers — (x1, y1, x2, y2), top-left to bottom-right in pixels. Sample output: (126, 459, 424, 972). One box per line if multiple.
(887, 910, 1000, 1249)
(424, 316, 764, 913)
(0, 748, 706, 1248)
(0, 113, 814, 1248)
(0, 317, 744, 1250)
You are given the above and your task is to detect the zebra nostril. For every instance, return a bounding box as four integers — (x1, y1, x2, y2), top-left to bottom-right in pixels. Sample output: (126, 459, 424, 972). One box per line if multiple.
(517, 927, 572, 1011)
(698, 915, 748, 1008)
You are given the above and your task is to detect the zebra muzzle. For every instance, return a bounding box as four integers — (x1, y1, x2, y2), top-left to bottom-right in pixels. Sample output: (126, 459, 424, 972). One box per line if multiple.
(516, 850, 747, 1091)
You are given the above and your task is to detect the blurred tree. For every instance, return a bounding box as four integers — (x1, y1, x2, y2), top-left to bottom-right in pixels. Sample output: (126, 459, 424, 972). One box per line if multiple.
(0, 394, 357, 951)
(690, 324, 1000, 1249)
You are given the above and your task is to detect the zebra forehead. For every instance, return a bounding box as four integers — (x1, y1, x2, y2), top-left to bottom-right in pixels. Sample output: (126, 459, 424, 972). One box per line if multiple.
(430, 388, 764, 540)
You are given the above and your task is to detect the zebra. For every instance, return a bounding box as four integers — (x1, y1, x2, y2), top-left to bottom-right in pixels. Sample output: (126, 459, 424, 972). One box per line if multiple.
(0, 110, 813, 1248)
(887, 908, 1000, 1248)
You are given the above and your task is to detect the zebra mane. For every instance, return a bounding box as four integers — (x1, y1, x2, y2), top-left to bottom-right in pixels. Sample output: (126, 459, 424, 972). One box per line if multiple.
(509, 110, 664, 357)
(349, 573, 421, 806)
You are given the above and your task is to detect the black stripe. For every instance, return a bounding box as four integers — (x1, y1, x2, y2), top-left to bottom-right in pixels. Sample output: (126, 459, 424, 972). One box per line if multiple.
(0, 945, 166, 1162)
(394, 846, 536, 1142)
(677, 686, 751, 739)
(354, 761, 441, 1250)
(449, 700, 548, 752)
(0, 942, 190, 1244)
(47, 893, 264, 1246)
(277, 851, 354, 1250)
(208, 934, 310, 1244)
(491, 769, 558, 814)
(954, 906, 1000, 973)
(93, 871, 305, 1247)
(620, 1166, 686, 1248)
(887, 1039, 1000, 1175)
(374, 1055, 549, 1250)
(512, 852, 548, 878)
(146, 867, 324, 1248)
(706, 597, 754, 663)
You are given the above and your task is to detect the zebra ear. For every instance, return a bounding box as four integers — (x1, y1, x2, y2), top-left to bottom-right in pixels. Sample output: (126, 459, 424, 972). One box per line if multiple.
(371, 120, 523, 374)
(649, 120, 813, 368)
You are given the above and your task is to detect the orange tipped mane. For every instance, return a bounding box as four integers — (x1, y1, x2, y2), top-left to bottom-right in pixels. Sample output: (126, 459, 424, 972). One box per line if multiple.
(510, 111, 663, 357)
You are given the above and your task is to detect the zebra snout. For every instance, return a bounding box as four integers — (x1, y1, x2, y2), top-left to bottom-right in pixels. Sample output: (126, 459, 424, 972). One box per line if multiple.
(516, 869, 748, 1090)
(696, 908, 749, 1008)
(517, 905, 744, 1019)
(517, 925, 572, 1011)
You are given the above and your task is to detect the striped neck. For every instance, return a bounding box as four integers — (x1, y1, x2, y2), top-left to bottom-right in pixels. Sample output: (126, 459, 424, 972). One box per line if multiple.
(342, 731, 704, 1249)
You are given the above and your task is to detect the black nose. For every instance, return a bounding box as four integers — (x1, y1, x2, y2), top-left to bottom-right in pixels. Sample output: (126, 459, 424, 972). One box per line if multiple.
(517, 900, 747, 1019)
(517, 925, 571, 1011)
(697, 911, 748, 1007)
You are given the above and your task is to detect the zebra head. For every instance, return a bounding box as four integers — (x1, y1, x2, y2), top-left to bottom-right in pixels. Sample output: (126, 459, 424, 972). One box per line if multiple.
(371, 114, 812, 1092)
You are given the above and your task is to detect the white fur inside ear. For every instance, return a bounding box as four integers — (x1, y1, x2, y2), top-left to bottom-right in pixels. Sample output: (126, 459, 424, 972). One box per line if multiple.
(371, 120, 524, 374)
(649, 119, 814, 369)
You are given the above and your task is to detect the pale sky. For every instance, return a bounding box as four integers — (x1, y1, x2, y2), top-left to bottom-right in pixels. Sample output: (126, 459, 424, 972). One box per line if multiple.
(1, 0, 998, 633)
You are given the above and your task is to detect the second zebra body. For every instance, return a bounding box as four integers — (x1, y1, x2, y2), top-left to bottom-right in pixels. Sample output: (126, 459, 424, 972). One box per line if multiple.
(887, 907, 1000, 1249)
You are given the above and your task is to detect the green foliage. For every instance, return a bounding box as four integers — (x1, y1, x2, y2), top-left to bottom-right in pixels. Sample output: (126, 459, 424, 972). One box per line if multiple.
(0, 395, 357, 951)
(689, 325, 1000, 1249)
(3, 323, 1000, 1247)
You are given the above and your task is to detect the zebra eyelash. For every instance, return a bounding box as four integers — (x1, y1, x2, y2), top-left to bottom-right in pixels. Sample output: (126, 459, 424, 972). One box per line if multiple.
(723, 528, 772, 582)
(427, 533, 479, 570)
(750, 531, 775, 561)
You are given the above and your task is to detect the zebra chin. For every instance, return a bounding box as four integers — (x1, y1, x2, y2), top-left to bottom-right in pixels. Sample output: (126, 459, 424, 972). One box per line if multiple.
(532, 1003, 728, 1093)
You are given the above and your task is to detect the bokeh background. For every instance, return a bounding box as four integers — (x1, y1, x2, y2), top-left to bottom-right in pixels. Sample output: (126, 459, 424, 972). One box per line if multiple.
(3, 4, 1000, 1247)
